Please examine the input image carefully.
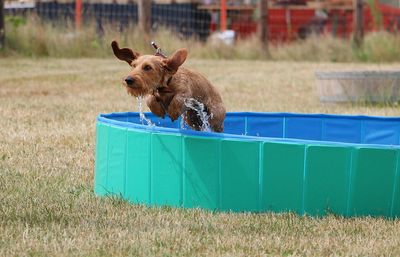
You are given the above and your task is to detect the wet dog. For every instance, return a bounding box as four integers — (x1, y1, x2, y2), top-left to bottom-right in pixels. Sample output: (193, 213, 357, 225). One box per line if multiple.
(111, 41, 226, 132)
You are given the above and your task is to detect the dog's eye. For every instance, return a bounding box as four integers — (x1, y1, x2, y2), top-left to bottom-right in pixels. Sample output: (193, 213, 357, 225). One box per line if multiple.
(143, 65, 152, 71)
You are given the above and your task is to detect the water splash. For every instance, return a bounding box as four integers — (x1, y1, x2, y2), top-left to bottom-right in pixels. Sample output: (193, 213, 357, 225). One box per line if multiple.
(180, 114, 186, 130)
(136, 96, 154, 126)
(183, 98, 212, 132)
(135, 96, 211, 131)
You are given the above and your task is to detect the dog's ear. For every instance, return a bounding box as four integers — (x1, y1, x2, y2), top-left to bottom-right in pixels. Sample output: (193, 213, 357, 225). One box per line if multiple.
(165, 48, 188, 72)
(111, 41, 139, 65)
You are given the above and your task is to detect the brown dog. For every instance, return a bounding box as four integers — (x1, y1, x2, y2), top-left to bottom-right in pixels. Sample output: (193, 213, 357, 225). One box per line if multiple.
(111, 41, 226, 132)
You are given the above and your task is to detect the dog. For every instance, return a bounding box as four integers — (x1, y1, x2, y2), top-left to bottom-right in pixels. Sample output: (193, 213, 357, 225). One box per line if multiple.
(111, 41, 226, 132)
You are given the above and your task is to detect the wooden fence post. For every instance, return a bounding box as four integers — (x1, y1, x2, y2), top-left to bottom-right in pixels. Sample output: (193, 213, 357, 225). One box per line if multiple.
(75, 0, 82, 30)
(138, 0, 152, 38)
(353, 0, 364, 47)
(258, 0, 269, 54)
(0, 0, 4, 49)
(220, 0, 227, 31)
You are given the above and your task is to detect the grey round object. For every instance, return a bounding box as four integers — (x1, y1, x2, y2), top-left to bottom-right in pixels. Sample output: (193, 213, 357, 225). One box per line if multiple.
(315, 71, 400, 103)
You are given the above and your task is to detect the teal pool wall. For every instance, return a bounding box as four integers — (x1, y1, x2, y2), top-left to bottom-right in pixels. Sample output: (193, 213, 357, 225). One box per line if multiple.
(94, 112, 400, 218)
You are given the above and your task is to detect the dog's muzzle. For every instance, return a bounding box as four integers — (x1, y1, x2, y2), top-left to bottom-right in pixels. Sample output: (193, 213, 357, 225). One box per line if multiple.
(125, 76, 136, 88)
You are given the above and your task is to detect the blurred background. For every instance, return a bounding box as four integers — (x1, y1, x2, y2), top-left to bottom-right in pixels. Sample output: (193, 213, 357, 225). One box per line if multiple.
(1, 0, 400, 61)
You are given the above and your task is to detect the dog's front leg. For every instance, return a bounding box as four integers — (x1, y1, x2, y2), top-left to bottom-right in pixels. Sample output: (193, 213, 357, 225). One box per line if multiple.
(167, 95, 188, 121)
(146, 95, 166, 118)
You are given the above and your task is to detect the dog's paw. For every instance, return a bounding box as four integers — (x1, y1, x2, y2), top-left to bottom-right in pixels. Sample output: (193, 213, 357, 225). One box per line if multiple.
(168, 110, 181, 122)
(146, 95, 167, 118)
(168, 99, 184, 121)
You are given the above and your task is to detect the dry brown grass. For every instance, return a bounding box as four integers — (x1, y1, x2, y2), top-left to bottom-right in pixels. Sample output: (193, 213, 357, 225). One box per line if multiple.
(1, 58, 400, 256)
(4, 16, 400, 62)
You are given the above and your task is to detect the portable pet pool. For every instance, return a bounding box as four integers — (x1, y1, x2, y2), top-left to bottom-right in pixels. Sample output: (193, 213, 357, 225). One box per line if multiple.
(94, 112, 400, 218)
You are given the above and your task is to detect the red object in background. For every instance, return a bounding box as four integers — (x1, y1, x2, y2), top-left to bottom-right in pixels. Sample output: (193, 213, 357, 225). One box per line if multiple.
(215, 3, 400, 42)
(221, 0, 227, 31)
(230, 8, 317, 41)
(75, 0, 82, 30)
(379, 3, 400, 32)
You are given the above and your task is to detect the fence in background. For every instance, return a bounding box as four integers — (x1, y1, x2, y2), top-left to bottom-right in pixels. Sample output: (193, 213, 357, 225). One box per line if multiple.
(0, 0, 4, 48)
(5, 1, 213, 41)
(3, 0, 400, 44)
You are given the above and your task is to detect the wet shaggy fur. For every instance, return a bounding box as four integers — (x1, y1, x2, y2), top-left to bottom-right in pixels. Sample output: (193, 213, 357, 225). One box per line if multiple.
(111, 41, 226, 132)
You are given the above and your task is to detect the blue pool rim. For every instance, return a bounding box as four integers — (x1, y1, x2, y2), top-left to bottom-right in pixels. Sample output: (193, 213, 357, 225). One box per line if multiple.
(97, 112, 400, 149)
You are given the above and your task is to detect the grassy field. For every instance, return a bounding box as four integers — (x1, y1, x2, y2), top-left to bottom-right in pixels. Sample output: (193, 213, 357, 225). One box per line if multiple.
(4, 17, 400, 62)
(1, 57, 400, 256)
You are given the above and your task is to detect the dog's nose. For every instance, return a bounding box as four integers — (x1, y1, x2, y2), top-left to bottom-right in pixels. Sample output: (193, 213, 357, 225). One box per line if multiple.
(125, 76, 135, 86)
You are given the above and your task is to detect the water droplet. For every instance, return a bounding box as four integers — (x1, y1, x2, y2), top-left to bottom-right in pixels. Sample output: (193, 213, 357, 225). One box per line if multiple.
(136, 96, 154, 127)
